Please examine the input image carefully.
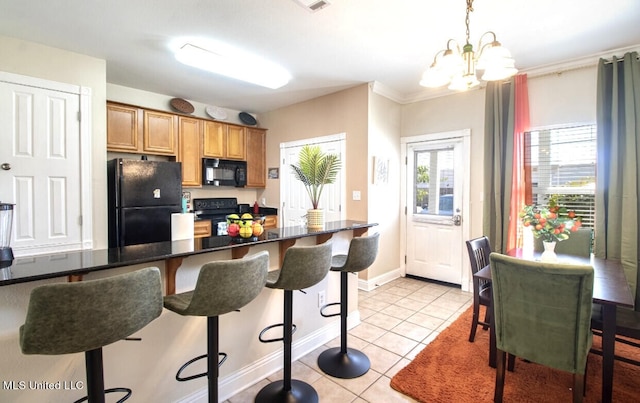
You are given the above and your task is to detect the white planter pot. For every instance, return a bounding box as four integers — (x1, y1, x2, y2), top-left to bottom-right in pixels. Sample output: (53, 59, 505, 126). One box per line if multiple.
(306, 209, 324, 229)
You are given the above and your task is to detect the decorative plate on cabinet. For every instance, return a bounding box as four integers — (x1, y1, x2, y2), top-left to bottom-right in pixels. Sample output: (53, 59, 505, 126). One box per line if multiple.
(239, 112, 257, 126)
(205, 105, 227, 120)
(169, 98, 195, 114)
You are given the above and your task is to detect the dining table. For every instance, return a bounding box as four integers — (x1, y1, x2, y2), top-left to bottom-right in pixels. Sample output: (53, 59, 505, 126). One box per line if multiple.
(474, 249, 634, 403)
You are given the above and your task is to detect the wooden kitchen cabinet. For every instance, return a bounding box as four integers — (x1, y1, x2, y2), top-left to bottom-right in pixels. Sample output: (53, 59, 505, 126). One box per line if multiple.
(245, 127, 267, 188)
(177, 116, 202, 187)
(143, 110, 178, 155)
(226, 125, 246, 160)
(263, 215, 277, 229)
(106, 103, 142, 152)
(193, 220, 212, 238)
(203, 121, 246, 160)
(107, 102, 177, 156)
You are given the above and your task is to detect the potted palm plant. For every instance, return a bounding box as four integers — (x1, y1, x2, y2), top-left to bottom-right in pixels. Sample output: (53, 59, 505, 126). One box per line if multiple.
(290, 145, 341, 229)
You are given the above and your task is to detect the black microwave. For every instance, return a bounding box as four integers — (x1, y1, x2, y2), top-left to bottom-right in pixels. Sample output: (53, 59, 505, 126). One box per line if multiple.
(202, 158, 247, 187)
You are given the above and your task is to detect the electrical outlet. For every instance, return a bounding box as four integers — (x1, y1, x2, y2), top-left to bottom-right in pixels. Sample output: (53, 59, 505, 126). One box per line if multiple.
(318, 290, 326, 308)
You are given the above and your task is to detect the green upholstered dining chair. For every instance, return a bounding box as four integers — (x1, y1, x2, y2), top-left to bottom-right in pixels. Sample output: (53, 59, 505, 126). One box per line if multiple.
(489, 253, 594, 403)
(20, 267, 163, 403)
(533, 228, 593, 257)
(163, 251, 269, 403)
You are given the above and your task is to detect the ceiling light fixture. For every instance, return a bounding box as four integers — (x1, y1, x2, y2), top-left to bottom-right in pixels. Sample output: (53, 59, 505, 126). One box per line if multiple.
(175, 42, 291, 89)
(419, 0, 517, 91)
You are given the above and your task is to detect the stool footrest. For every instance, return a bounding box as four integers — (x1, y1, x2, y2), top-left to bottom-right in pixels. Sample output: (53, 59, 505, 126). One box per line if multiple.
(73, 387, 132, 403)
(176, 352, 228, 382)
(259, 323, 297, 343)
(320, 302, 340, 318)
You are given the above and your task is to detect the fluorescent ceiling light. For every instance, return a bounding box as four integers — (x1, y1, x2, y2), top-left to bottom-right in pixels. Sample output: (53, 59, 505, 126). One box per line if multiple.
(175, 42, 291, 89)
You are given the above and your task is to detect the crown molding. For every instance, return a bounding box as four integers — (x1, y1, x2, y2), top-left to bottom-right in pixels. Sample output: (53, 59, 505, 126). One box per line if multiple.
(372, 44, 640, 105)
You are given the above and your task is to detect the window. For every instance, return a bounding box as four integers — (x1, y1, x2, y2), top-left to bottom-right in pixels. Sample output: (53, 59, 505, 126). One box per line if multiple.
(414, 147, 455, 216)
(525, 124, 597, 227)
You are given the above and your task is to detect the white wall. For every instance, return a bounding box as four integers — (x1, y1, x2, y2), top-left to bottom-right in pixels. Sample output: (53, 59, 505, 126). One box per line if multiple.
(366, 87, 402, 282)
(399, 66, 599, 243)
(0, 33, 606, 402)
(0, 36, 347, 403)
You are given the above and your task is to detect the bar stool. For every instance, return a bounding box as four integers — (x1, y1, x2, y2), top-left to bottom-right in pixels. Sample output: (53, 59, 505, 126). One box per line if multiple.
(19, 267, 163, 403)
(256, 242, 333, 403)
(163, 251, 269, 403)
(318, 233, 379, 379)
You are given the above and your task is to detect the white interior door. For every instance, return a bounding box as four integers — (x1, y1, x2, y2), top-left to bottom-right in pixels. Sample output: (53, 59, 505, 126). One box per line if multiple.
(0, 78, 84, 255)
(280, 134, 345, 227)
(402, 131, 470, 286)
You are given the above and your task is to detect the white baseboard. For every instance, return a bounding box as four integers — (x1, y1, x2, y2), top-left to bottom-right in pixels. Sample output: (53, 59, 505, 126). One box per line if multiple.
(176, 312, 362, 402)
(357, 267, 402, 291)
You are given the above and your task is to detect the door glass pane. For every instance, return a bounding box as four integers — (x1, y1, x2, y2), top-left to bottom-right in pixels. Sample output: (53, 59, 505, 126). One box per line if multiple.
(414, 147, 455, 216)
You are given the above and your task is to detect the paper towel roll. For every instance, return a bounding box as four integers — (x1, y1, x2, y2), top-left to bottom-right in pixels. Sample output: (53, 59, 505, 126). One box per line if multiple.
(171, 213, 194, 241)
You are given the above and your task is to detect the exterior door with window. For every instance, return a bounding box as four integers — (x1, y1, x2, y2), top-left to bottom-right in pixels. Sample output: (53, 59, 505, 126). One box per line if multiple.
(402, 130, 470, 286)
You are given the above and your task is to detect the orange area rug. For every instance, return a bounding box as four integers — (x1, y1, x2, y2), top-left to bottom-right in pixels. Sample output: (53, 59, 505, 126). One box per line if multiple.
(390, 307, 639, 402)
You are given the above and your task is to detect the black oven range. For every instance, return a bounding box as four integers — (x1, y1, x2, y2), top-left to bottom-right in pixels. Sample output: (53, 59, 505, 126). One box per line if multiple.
(193, 197, 241, 236)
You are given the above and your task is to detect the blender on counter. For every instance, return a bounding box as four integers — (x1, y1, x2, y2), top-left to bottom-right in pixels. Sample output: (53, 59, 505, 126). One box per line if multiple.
(0, 202, 15, 267)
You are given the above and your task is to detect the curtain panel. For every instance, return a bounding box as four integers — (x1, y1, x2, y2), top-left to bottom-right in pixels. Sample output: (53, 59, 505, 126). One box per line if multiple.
(483, 80, 515, 253)
(595, 51, 640, 308)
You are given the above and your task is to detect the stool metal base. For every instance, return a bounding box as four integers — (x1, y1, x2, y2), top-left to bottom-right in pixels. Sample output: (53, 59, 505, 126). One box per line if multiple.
(317, 347, 370, 379)
(255, 379, 318, 403)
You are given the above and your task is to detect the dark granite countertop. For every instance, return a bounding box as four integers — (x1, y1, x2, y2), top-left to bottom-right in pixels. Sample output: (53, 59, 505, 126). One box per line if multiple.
(0, 220, 376, 286)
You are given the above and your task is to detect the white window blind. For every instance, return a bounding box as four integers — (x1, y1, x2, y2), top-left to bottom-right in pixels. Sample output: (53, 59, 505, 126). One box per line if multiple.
(525, 124, 597, 227)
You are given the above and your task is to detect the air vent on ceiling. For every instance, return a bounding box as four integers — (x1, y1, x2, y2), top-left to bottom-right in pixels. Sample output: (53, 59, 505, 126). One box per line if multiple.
(294, 0, 331, 12)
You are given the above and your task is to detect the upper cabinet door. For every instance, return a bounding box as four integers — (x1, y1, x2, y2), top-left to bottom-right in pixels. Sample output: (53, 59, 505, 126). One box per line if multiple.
(106, 103, 141, 152)
(226, 125, 246, 160)
(143, 110, 177, 155)
(246, 128, 266, 188)
(203, 121, 246, 160)
(203, 121, 226, 158)
(178, 116, 202, 187)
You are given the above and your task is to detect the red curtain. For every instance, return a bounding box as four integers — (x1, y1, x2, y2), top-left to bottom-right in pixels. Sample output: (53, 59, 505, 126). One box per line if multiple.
(507, 74, 530, 250)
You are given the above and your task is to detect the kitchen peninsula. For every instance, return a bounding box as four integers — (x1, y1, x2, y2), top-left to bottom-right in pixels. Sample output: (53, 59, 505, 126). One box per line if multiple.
(0, 220, 376, 294)
(0, 220, 377, 402)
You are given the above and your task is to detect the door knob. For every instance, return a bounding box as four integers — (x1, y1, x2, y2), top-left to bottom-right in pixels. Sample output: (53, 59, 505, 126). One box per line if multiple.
(0, 163, 10, 171)
(452, 214, 462, 226)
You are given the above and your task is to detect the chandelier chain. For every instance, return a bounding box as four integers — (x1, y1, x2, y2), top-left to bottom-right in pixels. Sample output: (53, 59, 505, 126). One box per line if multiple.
(465, 0, 474, 45)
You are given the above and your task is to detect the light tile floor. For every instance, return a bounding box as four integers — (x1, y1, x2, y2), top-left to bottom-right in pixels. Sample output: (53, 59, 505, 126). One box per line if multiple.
(226, 276, 472, 402)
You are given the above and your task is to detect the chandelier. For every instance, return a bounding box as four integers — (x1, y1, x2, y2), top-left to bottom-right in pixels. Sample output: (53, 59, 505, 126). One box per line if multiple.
(419, 0, 517, 91)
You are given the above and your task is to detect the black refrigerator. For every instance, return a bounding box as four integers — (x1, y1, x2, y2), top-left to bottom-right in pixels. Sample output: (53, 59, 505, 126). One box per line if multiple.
(108, 158, 183, 247)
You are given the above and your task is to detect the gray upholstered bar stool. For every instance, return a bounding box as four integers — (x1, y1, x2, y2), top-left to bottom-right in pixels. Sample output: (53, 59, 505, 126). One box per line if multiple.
(163, 251, 269, 403)
(19, 267, 163, 403)
(318, 232, 379, 378)
(256, 242, 333, 403)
